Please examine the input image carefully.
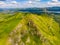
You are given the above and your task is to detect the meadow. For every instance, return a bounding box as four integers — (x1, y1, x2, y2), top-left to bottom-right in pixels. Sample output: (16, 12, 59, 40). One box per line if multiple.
(0, 12, 60, 45)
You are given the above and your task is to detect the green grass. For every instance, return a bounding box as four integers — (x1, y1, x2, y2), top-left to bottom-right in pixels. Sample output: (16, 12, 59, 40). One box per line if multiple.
(0, 12, 60, 45)
(0, 12, 24, 45)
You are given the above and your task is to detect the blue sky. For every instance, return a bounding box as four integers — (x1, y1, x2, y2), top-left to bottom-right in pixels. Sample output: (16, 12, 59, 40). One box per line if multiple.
(0, 0, 60, 8)
(0, 0, 60, 2)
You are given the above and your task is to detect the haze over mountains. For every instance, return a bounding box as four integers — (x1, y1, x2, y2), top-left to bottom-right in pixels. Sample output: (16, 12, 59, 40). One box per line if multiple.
(0, 6, 60, 14)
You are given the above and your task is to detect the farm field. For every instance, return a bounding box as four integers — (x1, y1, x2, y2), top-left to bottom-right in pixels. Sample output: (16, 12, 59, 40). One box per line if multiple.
(0, 12, 60, 45)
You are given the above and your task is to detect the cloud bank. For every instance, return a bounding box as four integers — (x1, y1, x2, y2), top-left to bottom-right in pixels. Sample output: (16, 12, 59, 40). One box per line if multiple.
(0, 0, 60, 8)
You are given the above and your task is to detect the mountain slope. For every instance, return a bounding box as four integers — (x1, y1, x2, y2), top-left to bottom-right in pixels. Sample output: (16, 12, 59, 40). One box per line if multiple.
(0, 12, 60, 45)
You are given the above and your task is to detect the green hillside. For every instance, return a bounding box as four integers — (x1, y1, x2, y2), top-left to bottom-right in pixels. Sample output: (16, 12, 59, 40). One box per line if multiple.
(0, 12, 60, 45)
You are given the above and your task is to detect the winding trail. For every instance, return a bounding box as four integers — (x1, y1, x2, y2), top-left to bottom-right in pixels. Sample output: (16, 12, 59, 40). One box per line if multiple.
(6, 19, 24, 45)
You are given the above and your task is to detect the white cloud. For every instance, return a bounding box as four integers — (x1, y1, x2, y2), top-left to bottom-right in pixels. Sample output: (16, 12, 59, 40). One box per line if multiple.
(47, 1, 60, 6)
(33, 0, 40, 1)
(52, 0, 58, 2)
(20, 1, 48, 8)
(0, 1, 19, 8)
(0, 1, 5, 4)
(28, 0, 40, 1)
(11, 1, 18, 4)
(0, 0, 60, 8)
(28, 1, 32, 4)
(6, 0, 15, 2)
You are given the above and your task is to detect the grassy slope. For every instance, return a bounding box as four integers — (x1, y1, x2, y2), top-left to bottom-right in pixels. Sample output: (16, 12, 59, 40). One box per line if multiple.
(29, 14, 60, 45)
(0, 12, 25, 45)
(0, 12, 60, 45)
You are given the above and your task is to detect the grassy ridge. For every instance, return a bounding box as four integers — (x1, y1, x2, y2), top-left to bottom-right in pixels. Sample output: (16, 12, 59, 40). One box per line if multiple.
(0, 12, 60, 45)
(0, 12, 24, 45)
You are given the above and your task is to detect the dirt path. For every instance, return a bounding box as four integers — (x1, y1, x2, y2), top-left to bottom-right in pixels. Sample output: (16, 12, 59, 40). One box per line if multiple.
(6, 20, 24, 45)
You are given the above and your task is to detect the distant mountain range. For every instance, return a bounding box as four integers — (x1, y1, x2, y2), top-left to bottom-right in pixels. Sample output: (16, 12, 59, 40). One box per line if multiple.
(0, 6, 60, 14)
(46, 6, 60, 11)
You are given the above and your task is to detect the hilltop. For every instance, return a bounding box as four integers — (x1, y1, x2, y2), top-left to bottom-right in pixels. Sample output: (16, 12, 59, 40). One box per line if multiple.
(0, 12, 60, 45)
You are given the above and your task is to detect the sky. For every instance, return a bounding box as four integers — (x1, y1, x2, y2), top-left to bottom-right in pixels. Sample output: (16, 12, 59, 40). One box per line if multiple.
(0, 0, 60, 8)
